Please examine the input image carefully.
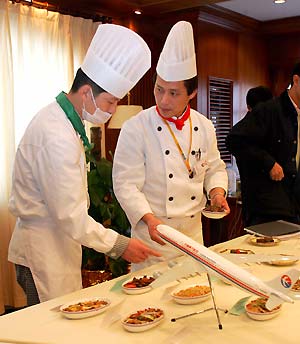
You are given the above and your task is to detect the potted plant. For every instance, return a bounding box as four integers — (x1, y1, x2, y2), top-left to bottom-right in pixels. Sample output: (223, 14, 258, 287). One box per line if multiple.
(82, 148, 130, 287)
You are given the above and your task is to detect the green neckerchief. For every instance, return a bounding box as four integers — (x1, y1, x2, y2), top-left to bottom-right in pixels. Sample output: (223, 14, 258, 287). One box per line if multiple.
(56, 91, 93, 151)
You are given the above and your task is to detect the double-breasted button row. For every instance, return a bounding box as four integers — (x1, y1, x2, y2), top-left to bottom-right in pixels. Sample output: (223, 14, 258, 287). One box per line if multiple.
(168, 195, 196, 201)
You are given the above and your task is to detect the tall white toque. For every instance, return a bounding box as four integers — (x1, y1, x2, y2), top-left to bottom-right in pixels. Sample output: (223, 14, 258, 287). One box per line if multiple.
(81, 24, 151, 99)
(156, 21, 197, 82)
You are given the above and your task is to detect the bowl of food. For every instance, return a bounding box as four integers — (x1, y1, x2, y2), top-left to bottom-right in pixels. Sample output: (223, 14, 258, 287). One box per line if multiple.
(122, 275, 155, 295)
(249, 236, 280, 247)
(291, 278, 300, 292)
(60, 297, 111, 319)
(122, 307, 164, 332)
(245, 297, 282, 321)
(202, 205, 227, 219)
(171, 284, 211, 305)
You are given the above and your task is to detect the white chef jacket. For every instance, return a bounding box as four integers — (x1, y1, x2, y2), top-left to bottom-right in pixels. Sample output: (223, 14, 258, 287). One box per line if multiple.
(8, 100, 119, 302)
(112, 106, 228, 270)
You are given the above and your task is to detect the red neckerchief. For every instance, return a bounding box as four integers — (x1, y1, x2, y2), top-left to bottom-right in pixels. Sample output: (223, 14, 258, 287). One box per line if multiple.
(156, 104, 190, 130)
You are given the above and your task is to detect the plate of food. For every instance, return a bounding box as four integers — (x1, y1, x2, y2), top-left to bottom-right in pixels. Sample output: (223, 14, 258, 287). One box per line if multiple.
(219, 248, 255, 255)
(291, 278, 300, 292)
(122, 275, 155, 295)
(60, 297, 111, 319)
(249, 236, 280, 247)
(245, 297, 282, 321)
(122, 307, 164, 332)
(171, 284, 211, 305)
(265, 254, 299, 266)
(202, 205, 227, 219)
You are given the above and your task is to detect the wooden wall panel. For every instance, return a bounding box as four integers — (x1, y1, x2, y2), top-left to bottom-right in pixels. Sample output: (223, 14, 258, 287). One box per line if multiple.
(236, 34, 269, 123)
(197, 22, 238, 116)
(196, 22, 269, 124)
(266, 33, 300, 96)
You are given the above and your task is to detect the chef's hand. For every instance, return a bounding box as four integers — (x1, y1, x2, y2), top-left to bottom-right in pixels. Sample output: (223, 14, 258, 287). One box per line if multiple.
(142, 213, 166, 245)
(122, 238, 161, 263)
(210, 188, 230, 214)
(269, 162, 284, 181)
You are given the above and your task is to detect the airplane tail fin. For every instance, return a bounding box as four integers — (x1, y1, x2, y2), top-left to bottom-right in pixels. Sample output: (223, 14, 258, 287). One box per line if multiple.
(265, 268, 300, 309)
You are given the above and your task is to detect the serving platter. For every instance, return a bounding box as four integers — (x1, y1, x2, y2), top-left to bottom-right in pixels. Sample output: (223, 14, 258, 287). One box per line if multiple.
(60, 297, 111, 319)
(122, 307, 164, 332)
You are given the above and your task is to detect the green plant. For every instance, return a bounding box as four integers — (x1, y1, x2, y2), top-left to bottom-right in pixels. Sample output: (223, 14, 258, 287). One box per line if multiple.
(82, 150, 130, 278)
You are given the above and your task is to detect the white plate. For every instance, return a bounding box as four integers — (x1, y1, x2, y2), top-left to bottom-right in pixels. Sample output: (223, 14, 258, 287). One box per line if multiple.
(60, 297, 111, 319)
(122, 275, 154, 295)
(245, 298, 282, 321)
(171, 284, 211, 305)
(201, 209, 227, 219)
(249, 236, 280, 247)
(265, 254, 298, 266)
(122, 307, 164, 332)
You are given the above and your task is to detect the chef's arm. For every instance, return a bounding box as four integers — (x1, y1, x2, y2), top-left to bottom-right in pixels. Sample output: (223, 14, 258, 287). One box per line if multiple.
(142, 213, 166, 245)
(208, 187, 230, 213)
(106, 234, 161, 263)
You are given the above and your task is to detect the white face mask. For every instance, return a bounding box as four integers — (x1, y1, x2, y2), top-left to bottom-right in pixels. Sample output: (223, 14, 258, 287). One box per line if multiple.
(82, 89, 112, 124)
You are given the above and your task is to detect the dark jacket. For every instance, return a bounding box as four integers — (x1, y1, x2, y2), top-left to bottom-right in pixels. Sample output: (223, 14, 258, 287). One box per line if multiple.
(226, 90, 300, 225)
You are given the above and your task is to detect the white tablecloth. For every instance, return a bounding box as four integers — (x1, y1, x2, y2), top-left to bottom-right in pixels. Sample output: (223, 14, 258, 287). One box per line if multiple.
(1, 234, 300, 344)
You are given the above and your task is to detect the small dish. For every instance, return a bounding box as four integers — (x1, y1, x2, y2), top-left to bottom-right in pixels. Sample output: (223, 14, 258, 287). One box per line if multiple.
(60, 297, 111, 319)
(245, 297, 282, 321)
(122, 307, 164, 332)
(249, 236, 280, 247)
(219, 248, 255, 254)
(201, 209, 227, 220)
(171, 284, 211, 305)
(291, 279, 300, 292)
(122, 275, 155, 295)
(265, 254, 298, 266)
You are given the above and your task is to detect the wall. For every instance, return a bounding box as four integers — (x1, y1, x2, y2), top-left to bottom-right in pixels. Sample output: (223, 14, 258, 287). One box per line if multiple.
(104, 7, 300, 157)
(196, 11, 269, 125)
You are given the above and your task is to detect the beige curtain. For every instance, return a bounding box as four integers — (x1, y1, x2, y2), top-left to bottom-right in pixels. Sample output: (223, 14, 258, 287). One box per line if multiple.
(0, 0, 99, 313)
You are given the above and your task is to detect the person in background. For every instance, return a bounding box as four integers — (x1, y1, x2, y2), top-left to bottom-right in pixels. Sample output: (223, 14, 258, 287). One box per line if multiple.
(8, 24, 160, 305)
(226, 86, 273, 225)
(227, 63, 300, 227)
(112, 21, 229, 271)
(246, 86, 273, 112)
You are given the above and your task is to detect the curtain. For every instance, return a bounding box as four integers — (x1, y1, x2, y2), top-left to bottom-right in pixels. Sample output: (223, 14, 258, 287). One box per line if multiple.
(0, 0, 100, 313)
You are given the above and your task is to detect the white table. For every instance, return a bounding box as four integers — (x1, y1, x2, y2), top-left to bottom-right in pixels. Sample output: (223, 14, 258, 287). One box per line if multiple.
(1, 234, 300, 344)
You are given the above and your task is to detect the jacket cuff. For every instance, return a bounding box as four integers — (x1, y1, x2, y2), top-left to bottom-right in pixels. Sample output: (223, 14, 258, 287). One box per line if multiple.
(106, 234, 130, 259)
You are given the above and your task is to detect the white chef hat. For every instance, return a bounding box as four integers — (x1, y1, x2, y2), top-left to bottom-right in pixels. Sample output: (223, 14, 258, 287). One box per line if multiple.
(81, 24, 151, 99)
(156, 21, 197, 82)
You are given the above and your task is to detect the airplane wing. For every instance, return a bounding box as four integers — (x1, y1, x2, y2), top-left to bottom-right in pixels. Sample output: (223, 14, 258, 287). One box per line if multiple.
(150, 257, 205, 289)
(219, 253, 300, 265)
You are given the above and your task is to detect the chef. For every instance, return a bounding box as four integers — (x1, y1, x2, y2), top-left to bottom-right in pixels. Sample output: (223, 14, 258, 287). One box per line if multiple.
(8, 24, 160, 305)
(112, 21, 229, 271)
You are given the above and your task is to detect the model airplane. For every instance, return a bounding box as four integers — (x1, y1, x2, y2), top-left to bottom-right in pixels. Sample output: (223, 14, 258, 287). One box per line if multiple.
(151, 224, 300, 311)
